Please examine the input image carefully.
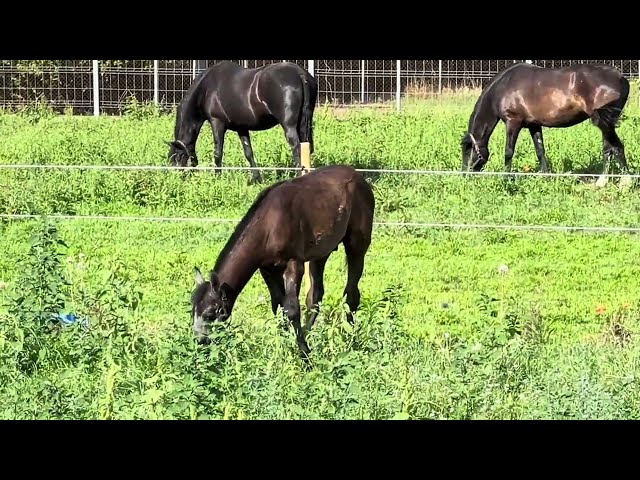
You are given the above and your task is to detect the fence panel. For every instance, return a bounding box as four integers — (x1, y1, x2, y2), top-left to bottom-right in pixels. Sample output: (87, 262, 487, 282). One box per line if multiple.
(0, 60, 93, 113)
(98, 60, 154, 114)
(0, 59, 638, 113)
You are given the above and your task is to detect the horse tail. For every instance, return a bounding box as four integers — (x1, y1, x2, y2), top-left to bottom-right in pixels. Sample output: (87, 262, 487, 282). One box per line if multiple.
(591, 73, 630, 129)
(297, 68, 317, 154)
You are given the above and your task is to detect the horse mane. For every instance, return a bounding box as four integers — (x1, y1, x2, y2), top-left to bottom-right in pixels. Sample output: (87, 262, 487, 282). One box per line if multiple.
(461, 62, 532, 148)
(173, 64, 221, 138)
(213, 179, 288, 272)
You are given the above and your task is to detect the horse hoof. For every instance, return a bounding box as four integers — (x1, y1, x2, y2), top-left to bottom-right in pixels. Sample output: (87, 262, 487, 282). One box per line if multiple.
(249, 173, 263, 184)
(619, 175, 633, 189)
(298, 342, 311, 357)
(595, 176, 609, 188)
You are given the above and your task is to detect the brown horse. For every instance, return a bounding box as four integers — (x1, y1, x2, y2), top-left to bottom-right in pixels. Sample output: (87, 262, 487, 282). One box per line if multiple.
(190, 164, 375, 359)
(461, 62, 631, 183)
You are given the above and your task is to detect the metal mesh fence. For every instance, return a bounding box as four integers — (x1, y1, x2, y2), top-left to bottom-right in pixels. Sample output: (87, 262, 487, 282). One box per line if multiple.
(0, 59, 638, 114)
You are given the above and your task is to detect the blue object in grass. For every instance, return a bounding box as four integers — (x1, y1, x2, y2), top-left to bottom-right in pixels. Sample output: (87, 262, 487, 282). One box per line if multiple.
(51, 312, 88, 327)
(55, 313, 77, 325)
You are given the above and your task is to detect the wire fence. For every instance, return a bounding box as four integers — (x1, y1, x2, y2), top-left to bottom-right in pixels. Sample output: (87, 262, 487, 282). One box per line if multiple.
(0, 163, 637, 178)
(0, 163, 637, 235)
(2, 213, 640, 235)
(1, 59, 639, 114)
(1, 59, 639, 237)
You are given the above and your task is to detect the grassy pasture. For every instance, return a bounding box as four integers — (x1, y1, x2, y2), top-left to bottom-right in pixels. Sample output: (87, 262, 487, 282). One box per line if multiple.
(2, 91, 640, 419)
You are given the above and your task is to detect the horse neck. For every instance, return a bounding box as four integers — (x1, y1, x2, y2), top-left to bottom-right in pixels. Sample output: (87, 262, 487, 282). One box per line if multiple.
(468, 98, 498, 146)
(175, 100, 204, 147)
(214, 236, 261, 309)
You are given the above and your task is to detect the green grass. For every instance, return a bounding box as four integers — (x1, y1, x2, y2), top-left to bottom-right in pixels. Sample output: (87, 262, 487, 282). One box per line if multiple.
(2, 95, 640, 419)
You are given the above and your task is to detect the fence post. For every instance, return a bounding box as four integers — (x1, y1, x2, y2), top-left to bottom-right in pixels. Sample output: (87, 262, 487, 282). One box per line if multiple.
(153, 60, 159, 105)
(92, 60, 99, 116)
(438, 60, 442, 95)
(308, 59, 314, 76)
(192, 60, 196, 79)
(361, 60, 365, 104)
(396, 60, 401, 111)
(300, 141, 312, 302)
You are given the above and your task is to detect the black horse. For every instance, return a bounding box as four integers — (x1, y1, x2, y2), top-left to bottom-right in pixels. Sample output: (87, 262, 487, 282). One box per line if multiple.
(461, 62, 631, 184)
(166, 61, 318, 183)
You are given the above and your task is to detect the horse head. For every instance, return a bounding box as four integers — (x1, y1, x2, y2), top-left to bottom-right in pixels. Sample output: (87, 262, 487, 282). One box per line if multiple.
(191, 267, 234, 344)
(460, 132, 489, 172)
(166, 140, 198, 168)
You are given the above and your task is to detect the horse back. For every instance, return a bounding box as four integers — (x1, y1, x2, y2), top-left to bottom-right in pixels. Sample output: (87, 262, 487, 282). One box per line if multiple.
(494, 63, 628, 125)
(260, 166, 374, 262)
(196, 63, 275, 129)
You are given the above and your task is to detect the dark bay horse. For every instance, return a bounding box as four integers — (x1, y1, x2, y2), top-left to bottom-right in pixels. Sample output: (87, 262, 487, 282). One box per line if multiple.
(461, 62, 630, 182)
(167, 61, 318, 183)
(190, 165, 375, 360)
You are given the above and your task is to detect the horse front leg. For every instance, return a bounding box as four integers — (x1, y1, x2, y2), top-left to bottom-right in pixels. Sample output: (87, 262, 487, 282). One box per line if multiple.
(305, 255, 330, 330)
(529, 125, 552, 173)
(282, 259, 310, 360)
(504, 120, 522, 174)
(210, 118, 226, 175)
(260, 267, 287, 331)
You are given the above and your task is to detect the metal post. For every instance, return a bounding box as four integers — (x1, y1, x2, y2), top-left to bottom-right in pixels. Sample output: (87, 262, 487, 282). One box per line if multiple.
(438, 60, 442, 95)
(361, 60, 365, 104)
(308, 59, 314, 76)
(243, 60, 248, 68)
(92, 60, 99, 116)
(396, 60, 401, 111)
(196, 60, 208, 76)
(192, 60, 196, 79)
(300, 141, 312, 300)
(153, 60, 159, 105)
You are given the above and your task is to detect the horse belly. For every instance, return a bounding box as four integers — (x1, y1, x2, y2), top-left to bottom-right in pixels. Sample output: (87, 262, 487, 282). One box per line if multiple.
(525, 90, 587, 127)
(304, 231, 345, 260)
(303, 209, 351, 261)
(246, 112, 279, 131)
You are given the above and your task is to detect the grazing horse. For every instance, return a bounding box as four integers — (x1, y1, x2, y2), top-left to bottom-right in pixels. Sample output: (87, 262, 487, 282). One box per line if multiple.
(166, 60, 318, 183)
(190, 165, 375, 360)
(460, 62, 630, 183)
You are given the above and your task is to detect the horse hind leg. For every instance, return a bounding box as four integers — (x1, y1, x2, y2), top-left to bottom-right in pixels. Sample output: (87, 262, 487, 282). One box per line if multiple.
(341, 230, 371, 325)
(282, 121, 302, 174)
(278, 90, 303, 173)
(592, 105, 629, 187)
(237, 129, 263, 184)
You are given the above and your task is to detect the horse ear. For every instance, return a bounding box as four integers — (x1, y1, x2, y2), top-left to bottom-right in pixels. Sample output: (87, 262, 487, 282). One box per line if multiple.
(220, 282, 232, 302)
(209, 271, 220, 290)
(171, 140, 188, 152)
(194, 266, 205, 285)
